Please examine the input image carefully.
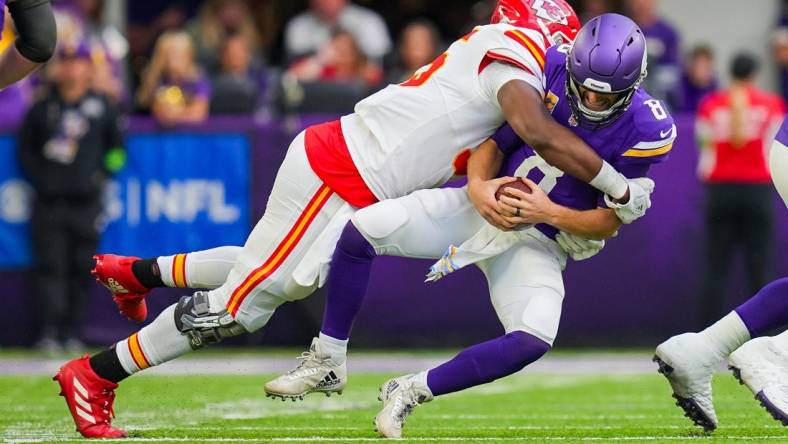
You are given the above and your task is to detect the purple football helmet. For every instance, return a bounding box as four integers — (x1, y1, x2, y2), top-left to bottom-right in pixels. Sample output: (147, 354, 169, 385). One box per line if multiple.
(566, 13, 647, 127)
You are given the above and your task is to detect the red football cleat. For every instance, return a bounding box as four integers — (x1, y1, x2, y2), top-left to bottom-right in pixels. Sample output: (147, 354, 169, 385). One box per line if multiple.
(92, 254, 149, 322)
(54, 355, 128, 439)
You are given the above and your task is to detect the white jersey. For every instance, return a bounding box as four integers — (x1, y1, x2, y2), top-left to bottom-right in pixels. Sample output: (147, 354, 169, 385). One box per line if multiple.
(343, 24, 548, 200)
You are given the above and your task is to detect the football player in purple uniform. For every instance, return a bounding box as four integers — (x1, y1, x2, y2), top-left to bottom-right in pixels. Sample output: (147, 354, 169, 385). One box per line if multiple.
(0, 0, 56, 89)
(654, 120, 788, 431)
(261, 13, 674, 438)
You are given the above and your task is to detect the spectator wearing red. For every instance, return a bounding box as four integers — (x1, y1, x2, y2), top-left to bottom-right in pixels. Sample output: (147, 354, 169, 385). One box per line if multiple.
(695, 52, 786, 326)
(287, 29, 382, 88)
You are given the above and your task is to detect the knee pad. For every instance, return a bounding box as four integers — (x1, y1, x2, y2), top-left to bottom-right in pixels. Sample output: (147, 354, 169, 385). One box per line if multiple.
(174, 291, 247, 350)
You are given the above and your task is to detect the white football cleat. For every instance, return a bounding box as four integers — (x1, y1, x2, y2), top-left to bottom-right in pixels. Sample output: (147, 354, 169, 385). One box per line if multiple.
(728, 337, 788, 426)
(264, 338, 346, 401)
(654, 333, 722, 431)
(374, 374, 433, 438)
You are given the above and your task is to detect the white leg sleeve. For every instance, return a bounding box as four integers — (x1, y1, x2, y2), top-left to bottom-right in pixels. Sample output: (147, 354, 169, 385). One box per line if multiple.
(352, 187, 485, 259)
(478, 235, 565, 345)
(206, 131, 346, 333)
(770, 140, 788, 207)
(116, 304, 192, 375)
(158, 247, 243, 289)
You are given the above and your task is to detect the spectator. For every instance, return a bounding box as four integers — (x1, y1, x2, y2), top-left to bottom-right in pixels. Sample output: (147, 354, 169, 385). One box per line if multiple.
(626, 0, 680, 107)
(187, 0, 261, 71)
(210, 33, 265, 115)
(287, 29, 383, 88)
(137, 32, 211, 126)
(772, 24, 788, 103)
(386, 20, 441, 85)
(695, 52, 785, 327)
(676, 45, 718, 113)
(17, 41, 125, 354)
(71, 0, 129, 102)
(284, 0, 391, 64)
(579, 0, 615, 24)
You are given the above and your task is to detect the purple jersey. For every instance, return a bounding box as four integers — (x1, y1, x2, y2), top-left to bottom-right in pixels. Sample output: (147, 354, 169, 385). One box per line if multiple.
(775, 116, 788, 146)
(492, 45, 676, 240)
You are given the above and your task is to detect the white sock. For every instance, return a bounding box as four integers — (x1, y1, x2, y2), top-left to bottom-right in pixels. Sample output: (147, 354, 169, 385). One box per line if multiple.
(116, 304, 193, 374)
(700, 311, 752, 358)
(157, 246, 241, 289)
(318, 332, 348, 364)
(412, 370, 434, 400)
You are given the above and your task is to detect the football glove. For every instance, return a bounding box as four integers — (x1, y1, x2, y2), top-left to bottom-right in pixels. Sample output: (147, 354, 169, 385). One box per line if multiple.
(604, 177, 655, 224)
(555, 231, 605, 261)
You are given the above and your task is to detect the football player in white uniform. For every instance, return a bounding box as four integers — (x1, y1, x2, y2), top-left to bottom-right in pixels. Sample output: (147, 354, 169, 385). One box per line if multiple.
(654, 117, 788, 431)
(54, 2, 655, 438)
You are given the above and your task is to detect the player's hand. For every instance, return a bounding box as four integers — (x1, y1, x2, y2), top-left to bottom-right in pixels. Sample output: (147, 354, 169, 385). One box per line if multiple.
(468, 177, 516, 231)
(498, 178, 556, 226)
(556, 231, 605, 261)
(604, 177, 655, 224)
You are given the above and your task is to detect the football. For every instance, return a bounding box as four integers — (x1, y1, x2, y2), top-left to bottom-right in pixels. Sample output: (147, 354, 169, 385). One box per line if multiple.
(495, 178, 533, 201)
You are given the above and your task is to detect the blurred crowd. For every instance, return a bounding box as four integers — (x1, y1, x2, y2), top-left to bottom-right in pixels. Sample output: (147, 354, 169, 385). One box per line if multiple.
(2, 0, 788, 128)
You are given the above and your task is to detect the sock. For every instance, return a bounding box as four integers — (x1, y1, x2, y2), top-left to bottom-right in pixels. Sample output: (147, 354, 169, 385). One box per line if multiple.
(700, 311, 751, 358)
(115, 304, 193, 375)
(734, 278, 788, 338)
(412, 370, 429, 391)
(131, 259, 164, 288)
(426, 331, 550, 397)
(320, 222, 376, 340)
(89, 346, 130, 383)
(318, 332, 348, 363)
(157, 247, 241, 289)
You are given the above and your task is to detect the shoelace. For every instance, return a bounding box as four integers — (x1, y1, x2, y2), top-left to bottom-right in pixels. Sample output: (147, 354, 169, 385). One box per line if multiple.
(288, 351, 319, 375)
(88, 388, 116, 422)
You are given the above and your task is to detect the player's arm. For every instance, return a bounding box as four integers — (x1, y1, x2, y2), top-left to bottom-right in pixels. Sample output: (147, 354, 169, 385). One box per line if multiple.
(497, 79, 630, 203)
(498, 178, 621, 240)
(0, 0, 56, 89)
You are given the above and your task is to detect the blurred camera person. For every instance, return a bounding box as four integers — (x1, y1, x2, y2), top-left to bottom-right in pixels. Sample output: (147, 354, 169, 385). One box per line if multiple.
(136, 31, 211, 126)
(17, 41, 125, 354)
(695, 52, 785, 326)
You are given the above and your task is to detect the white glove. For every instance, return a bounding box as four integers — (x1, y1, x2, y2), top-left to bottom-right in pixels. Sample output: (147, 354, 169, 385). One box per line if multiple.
(555, 231, 605, 261)
(604, 177, 655, 224)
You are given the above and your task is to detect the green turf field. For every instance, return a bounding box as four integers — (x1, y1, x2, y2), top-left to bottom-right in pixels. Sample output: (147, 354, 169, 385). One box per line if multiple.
(1, 370, 785, 443)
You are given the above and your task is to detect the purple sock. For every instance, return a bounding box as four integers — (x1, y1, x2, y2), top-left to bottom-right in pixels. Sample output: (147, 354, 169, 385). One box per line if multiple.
(734, 277, 788, 337)
(426, 331, 550, 397)
(320, 222, 377, 340)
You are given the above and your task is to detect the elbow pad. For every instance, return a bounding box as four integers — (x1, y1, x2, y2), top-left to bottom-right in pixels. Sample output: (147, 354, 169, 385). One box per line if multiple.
(7, 0, 57, 63)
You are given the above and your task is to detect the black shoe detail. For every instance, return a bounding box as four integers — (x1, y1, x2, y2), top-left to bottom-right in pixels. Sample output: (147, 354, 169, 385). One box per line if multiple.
(654, 356, 716, 432)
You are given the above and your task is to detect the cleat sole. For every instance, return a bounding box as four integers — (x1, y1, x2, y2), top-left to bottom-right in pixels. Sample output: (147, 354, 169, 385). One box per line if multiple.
(730, 365, 788, 426)
(654, 355, 716, 432)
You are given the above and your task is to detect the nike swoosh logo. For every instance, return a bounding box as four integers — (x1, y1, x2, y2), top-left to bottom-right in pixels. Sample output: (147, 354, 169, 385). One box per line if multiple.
(660, 127, 673, 138)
